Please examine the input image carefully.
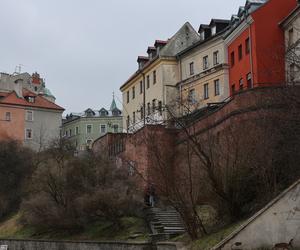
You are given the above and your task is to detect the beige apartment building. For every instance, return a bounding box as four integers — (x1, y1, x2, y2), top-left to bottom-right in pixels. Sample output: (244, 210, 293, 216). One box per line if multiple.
(120, 22, 201, 132)
(176, 19, 231, 114)
(280, 4, 300, 84)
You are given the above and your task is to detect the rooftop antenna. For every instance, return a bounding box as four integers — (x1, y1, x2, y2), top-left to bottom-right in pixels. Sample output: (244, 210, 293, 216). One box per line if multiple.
(14, 64, 24, 74)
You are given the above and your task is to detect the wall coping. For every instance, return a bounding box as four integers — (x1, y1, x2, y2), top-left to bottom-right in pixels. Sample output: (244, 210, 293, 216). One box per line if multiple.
(211, 178, 300, 250)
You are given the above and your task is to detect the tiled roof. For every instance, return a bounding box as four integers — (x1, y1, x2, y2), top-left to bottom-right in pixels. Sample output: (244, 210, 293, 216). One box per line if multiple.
(0, 90, 64, 111)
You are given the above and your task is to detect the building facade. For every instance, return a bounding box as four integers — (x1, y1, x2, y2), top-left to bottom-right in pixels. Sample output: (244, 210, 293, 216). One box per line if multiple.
(62, 98, 123, 151)
(120, 22, 201, 132)
(0, 72, 64, 151)
(177, 19, 230, 114)
(280, 2, 300, 84)
(225, 0, 297, 95)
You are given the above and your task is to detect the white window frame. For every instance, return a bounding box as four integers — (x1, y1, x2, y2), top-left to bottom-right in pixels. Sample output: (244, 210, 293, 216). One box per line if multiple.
(211, 25, 217, 36)
(189, 62, 194, 75)
(213, 51, 219, 65)
(5, 112, 11, 121)
(26, 110, 34, 121)
(203, 56, 209, 70)
(204, 83, 209, 100)
(25, 128, 33, 140)
(86, 124, 93, 134)
(214, 79, 220, 96)
(100, 124, 107, 134)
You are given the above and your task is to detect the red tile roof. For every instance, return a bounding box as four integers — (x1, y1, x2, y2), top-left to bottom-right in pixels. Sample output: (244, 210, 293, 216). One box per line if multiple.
(0, 89, 64, 111)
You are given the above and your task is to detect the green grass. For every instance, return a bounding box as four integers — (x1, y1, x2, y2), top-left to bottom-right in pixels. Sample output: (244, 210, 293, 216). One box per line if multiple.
(190, 221, 243, 250)
(0, 214, 150, 241)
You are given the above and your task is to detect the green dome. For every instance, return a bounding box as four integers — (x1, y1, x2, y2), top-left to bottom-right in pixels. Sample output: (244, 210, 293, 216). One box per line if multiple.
(43, 88, 55, 98)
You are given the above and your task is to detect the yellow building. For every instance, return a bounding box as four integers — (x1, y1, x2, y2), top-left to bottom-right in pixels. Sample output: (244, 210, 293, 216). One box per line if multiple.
(177, 19, 231, 115)
(120, 22, 201, 132)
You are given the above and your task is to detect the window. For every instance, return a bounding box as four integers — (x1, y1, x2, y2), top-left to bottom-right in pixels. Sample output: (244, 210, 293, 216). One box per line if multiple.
(132, 86, 135, 99)
(231, 51, 235, 67)
(132, 112, 135, 124)
(25, 128, 33, 139)
(204, 83, 209, 100)
(213, 51, 219, 65)
(188, 89, 196, 103)
(247, 73, 252, 88)
(100, 124, 106, 134)
(190, 62, 194, 75)
(147, 75, 150, 89)
(211, 26, 216, 36)
(76, 126, 79, 135)
(69, 129, 72, 137)
(158, 101, 162, 115)
(153, 71, 156, 84)
(147, 102, 151, 115)
(239, 78, 244, 90)
(113, 124, 119, 133)
(245, 38, 250, 54)
(5, 112, 11, 121)
(200, 31, 205, 40)
(126, 91, 129, 103)
(232, 84, 236, 94)
(86, 124, 92, 134)
(290, 64, 296, 82)
(140, 81, 143, 94)
(126, 116, 130, 129)
(26, 111, 33, 121)
(27, 96, 35, 103)
(289, 28, 294, 46)
(86, 139, 93, 145)
(214, 79, 220, 96)
(34, 86, 38, 91)
(140, 106, 144, 119)
(238, 44, 243, 60)
(203, 56, 209, 70)
(152, 99, 156, 112)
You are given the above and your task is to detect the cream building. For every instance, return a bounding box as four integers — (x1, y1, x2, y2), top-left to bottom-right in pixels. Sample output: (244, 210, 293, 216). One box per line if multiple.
(280, 3, 300, 84)
(120, 22, 201, 132)
(176, 19, 231, 115)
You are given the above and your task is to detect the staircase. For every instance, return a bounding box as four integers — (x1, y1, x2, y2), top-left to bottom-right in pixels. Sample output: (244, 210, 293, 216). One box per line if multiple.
(145, 206, 186, 241)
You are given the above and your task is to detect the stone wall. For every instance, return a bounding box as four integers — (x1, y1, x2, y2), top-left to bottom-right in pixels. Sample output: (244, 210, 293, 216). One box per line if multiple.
(0, 239, 181, 250)
(212, 179, 300, 250)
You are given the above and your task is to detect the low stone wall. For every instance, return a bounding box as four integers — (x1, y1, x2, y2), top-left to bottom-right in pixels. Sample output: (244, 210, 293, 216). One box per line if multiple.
(0, 239, 152, 250)
(0, 239, 182, 250)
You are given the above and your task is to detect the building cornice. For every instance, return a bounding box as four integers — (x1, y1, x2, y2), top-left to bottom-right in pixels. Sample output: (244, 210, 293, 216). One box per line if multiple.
(120, 57, 177, 92)
(224, 16, 254, 46)
(177, 63, 229, 87)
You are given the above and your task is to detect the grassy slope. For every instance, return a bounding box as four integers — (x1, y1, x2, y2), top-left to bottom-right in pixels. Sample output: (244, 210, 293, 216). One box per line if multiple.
(189, 222, 244, 250)
(0, 213, 150, 241)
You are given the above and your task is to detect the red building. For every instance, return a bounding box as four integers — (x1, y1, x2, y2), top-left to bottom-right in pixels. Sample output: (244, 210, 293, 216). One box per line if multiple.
(226, 0, 297, 94)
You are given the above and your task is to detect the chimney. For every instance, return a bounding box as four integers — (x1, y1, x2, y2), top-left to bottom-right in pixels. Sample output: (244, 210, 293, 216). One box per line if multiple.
(137, 56, 149, 70)
(32, 72, 41, 85)
(14, 79, 23, 98)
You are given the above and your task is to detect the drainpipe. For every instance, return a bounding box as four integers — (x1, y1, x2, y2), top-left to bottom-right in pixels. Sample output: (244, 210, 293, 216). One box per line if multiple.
(142, 72, 146, 126)
(179, 57, 183, 114)
(247, 17, 254, 88)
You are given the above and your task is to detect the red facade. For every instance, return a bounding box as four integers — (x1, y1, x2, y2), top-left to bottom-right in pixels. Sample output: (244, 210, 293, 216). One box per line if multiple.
(228, 0, 297, 95)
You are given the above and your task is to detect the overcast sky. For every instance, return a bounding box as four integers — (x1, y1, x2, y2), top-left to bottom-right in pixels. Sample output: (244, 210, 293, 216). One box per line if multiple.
(0, 0, 245, 114)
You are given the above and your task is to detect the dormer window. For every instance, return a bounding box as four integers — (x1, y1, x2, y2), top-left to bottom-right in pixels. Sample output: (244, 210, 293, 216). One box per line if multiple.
(99, 109, 108, 117)
(26, 96, 35, 103)
(211, 26, 216, 36)
(85, 109, 95, 117)
(200, 31, 205, 40)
